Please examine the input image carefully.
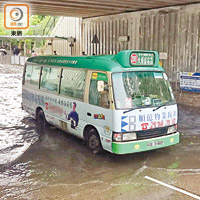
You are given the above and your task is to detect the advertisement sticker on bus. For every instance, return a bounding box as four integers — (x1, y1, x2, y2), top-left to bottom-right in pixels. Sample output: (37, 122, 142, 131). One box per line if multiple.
(121, 106, 177, 132)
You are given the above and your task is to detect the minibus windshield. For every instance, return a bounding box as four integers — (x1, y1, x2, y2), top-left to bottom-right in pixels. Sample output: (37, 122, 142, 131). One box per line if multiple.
(112, 71, 175, 109)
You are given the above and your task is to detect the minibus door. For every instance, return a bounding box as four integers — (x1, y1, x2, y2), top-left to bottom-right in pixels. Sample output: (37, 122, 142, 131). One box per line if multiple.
(86, 72, 113, 150)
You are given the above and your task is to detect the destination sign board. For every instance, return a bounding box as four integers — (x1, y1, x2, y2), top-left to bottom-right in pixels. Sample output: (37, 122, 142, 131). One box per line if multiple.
(130, 52, 155, 66)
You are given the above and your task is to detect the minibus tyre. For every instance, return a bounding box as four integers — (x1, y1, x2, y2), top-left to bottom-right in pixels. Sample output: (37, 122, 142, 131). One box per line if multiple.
(87, 129, 103, 154)
(36, 110, 47, 131)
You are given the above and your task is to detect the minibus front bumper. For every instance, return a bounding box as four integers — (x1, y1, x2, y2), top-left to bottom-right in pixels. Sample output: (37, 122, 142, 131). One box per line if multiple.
(112, 132, 179, 154)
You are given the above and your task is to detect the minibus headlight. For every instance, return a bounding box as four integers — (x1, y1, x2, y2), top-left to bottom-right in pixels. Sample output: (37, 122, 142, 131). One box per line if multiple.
(123, 132, 137, 141)
(113, 132, 137, 141)
(167, 125, 177, 134)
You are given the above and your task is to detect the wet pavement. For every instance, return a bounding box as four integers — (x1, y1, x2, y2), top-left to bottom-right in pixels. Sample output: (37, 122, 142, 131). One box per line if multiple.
(0, 64, 200, 200)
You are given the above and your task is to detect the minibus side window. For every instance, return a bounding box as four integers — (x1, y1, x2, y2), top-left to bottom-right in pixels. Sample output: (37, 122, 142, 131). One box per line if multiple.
(40, 67, 59, 92)
(89, 72, 109, 109)
(60, 69, 86, 100)
(24, 65, 40, 86)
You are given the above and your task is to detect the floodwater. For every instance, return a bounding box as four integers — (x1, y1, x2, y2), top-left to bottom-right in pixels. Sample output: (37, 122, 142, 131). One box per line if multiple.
(0, 64, 200, 200)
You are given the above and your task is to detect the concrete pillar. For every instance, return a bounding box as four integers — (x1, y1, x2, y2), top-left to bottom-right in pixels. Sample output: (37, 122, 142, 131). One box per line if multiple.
(24, 40, 26, 64)
(9, 41, 12, 65)
(51, 39, 54, 55)
(34, 41, 36, 52)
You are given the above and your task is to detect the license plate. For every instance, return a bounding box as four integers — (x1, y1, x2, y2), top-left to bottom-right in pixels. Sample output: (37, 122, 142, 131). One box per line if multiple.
(147, 140, 164, 147)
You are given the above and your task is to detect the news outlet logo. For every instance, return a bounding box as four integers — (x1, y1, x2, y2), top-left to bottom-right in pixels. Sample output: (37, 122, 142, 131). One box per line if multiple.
(4, 4, 29, 29)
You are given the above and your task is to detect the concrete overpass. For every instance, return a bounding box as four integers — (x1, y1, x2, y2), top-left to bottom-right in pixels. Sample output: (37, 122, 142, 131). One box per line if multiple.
(1, 0, 200, 17)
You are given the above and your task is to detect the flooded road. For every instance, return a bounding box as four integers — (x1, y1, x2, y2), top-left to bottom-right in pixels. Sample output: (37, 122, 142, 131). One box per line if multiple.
(0, 64, 200, 200)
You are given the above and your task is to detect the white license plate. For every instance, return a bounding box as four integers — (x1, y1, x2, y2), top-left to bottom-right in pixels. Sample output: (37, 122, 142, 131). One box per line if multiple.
(147, 140, 164, 147)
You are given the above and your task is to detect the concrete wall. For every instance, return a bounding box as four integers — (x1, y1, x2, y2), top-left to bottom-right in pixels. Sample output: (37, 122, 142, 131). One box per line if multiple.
(82, 3, 200, 107)
(175, 91, 200, 108)
(44, 17, 82, 56)
(82, 4, 200, 85)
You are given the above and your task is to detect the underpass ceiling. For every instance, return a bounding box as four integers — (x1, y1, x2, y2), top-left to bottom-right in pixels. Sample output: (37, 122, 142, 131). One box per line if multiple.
(1, 0, 200, 18)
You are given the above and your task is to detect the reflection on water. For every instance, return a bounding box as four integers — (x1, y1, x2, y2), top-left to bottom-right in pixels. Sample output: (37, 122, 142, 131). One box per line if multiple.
(0, 67, 40, 199)
(0, 65, 200, 200)
(0, 71, 39, 166)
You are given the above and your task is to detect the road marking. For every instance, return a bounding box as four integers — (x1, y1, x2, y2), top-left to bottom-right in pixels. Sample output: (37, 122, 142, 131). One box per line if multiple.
(145, 176, 200, 200)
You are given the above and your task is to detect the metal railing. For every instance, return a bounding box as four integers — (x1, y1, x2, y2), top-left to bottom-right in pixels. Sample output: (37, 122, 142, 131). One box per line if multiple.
(0, 55, 28, 65)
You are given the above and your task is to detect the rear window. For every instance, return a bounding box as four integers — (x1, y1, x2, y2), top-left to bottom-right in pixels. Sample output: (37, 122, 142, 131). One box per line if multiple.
(24, 65, 40, 86)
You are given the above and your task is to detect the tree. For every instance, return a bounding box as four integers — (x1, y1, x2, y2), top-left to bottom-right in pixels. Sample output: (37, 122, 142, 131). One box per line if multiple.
(0, 13, 9, 35)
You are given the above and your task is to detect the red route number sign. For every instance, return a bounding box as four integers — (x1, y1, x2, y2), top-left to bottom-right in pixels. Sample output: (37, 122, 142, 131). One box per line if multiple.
(130, 53, 138, 64)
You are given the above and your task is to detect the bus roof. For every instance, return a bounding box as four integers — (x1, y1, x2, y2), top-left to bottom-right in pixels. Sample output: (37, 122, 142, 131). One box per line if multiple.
(27, 50, 164, 72)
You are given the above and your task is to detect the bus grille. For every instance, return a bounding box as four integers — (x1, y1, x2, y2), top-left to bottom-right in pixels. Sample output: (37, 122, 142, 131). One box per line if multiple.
(136, 127, 168, 140)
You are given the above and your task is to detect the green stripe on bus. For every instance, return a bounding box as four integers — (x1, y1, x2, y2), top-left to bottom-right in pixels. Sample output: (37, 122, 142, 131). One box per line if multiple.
(92, 72, 108, 81)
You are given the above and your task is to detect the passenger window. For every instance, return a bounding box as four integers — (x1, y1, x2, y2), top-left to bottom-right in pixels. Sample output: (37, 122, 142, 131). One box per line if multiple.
(60, 69, 86, 100)
(24, 65, 40, 86)
(40, 67, 60, 92)
(25, 65, 32, 84)
(89, 72, 109, 109)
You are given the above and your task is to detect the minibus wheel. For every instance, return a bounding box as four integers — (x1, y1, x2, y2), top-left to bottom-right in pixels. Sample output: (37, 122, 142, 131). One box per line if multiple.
(36, 110, 47, 131)
(87, 129, 103, 154)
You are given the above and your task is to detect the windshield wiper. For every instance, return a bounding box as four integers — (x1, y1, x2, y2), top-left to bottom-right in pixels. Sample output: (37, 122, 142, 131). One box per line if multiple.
(123, 106, 147, 114)
(153, 103, 168, 112)
(123, 103, 170, 114)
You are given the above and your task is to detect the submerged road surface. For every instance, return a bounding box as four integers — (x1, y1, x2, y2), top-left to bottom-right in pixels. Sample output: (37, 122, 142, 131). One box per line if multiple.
(0, 64, 200, 200)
